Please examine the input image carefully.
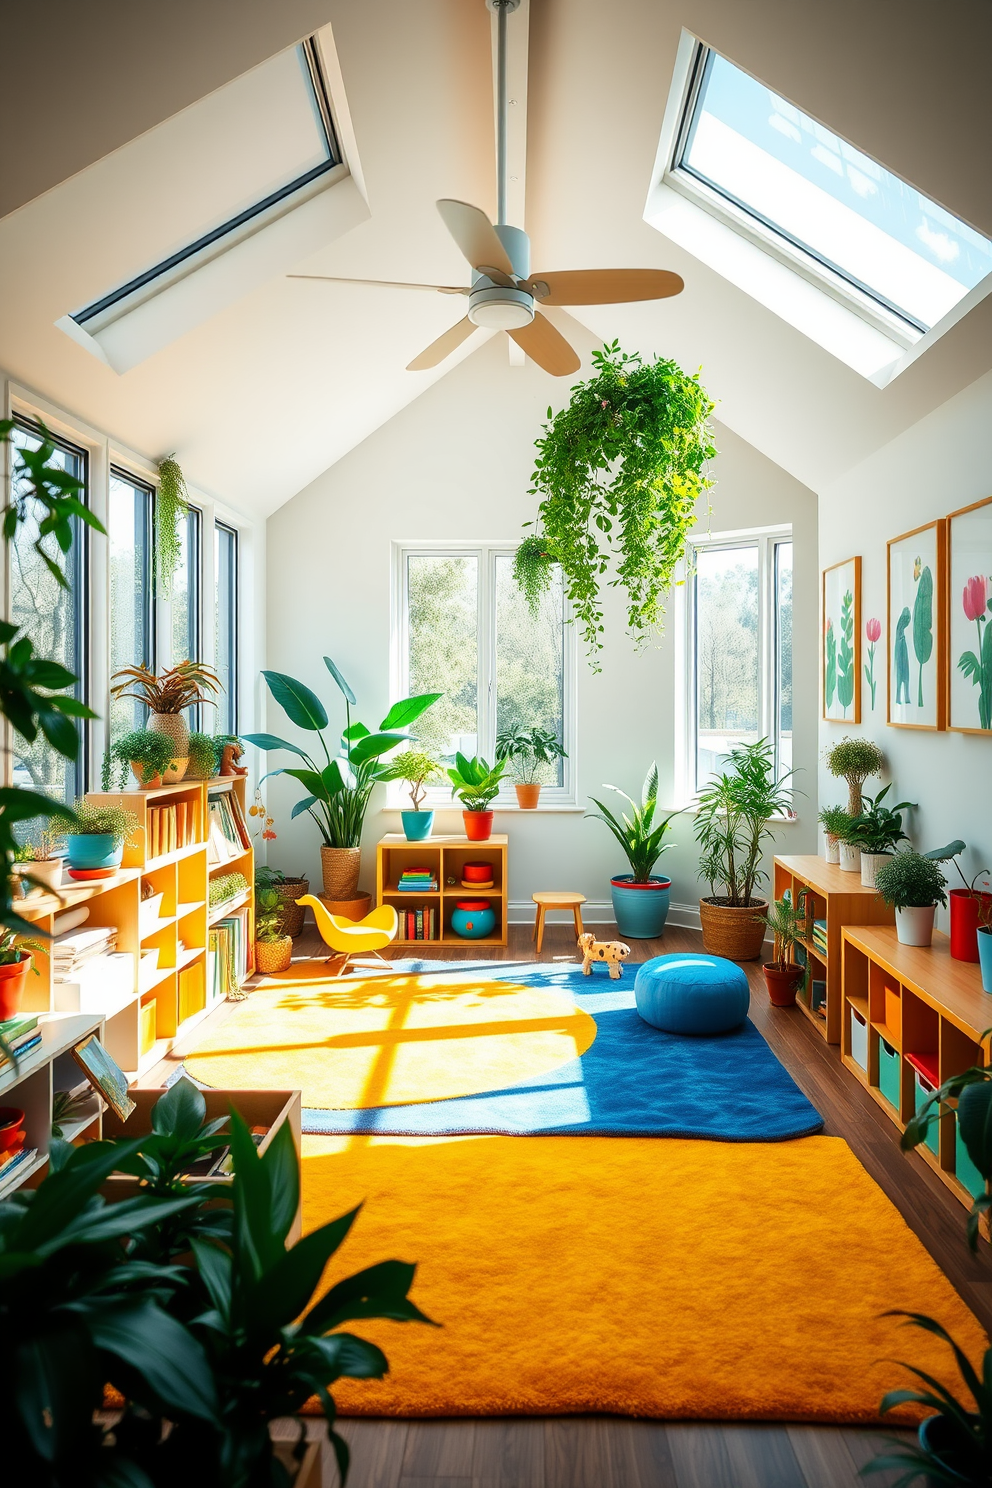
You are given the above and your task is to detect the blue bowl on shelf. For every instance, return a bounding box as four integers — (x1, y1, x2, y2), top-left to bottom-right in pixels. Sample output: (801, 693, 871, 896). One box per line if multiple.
(450, 899, 496, 939)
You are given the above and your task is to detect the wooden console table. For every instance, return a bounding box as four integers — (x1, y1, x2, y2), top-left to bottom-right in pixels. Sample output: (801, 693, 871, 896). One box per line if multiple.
(376, 834, 508, 947)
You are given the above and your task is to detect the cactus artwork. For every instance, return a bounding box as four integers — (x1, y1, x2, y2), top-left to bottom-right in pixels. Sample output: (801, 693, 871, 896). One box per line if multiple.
(825, 620, 836, 709)
(823, 557, 860, 722)
(889, 524, 941, 728)
(836, 589, 855, 716)
(912, 560, 934, 707)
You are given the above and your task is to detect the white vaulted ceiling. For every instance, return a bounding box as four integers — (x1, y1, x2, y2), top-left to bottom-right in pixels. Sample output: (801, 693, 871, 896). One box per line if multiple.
(1, 0, 990, 517)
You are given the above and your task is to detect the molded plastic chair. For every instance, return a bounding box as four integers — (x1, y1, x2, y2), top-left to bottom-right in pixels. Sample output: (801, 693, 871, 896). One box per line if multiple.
(296, 895, 399, 976)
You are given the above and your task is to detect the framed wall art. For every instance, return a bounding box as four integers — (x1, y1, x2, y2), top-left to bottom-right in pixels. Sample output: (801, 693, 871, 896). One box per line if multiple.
(947, 494, 992, 735)
(887, 520, 945, 731)
(822, 556, 861, 723)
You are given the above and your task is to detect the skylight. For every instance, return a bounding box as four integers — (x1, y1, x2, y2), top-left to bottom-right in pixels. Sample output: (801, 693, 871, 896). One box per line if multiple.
(673, 48, 992, 333)
(73, 39, 338, 326)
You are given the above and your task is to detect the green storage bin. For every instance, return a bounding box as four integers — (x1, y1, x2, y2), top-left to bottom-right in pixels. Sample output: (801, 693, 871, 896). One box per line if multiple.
(878, 1038, 901, 1111)
(956, 1116, 986, 1200)
(914, 1073, 939, 1156)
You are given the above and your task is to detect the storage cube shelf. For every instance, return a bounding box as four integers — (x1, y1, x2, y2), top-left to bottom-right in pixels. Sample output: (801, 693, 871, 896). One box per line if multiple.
(18, 777, 253, 1079)
(376, 834, 508, 946)
(0, 1012, 106, 1198)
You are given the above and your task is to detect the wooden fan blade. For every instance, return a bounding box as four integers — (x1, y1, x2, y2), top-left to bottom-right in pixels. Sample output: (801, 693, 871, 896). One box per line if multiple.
(507, 312, 581, 376)
(437, 200, 514, 276)
(288, 274, 468, 295)
(524, 268, 684, 305)
(406, 317, 478, 371)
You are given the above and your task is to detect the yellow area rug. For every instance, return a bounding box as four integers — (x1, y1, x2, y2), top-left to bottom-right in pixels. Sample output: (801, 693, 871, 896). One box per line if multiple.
(302, 1133, 987, 1422)
(184, 972, 596, 1108)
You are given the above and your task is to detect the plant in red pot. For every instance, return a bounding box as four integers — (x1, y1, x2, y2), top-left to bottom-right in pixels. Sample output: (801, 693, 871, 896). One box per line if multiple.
(756, 894, 810, 1007)
(924, 840, 992, 964)
(447, 753, 508, 842)
(0, 926, 46, 1021)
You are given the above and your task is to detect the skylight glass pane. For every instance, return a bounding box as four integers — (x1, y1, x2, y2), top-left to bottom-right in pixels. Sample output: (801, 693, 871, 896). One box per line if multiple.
(680, 51, 992, 330)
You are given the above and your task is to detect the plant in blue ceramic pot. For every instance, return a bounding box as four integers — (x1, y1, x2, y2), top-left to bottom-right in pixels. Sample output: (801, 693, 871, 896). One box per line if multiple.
(387, 749, 444, 841)
(587, 764, 678, 939)
(57, 799, 138, 872)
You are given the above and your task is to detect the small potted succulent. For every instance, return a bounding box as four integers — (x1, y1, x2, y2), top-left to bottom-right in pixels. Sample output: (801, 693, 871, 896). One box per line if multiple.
(57, 800, 139, 874)
(254, 885, 293, 974)
(587, 763, 677, 938)
(845, 785, 915, 887)
(818, 805, 850, 865)
(495, 724, 568, 809)
(0, 925, 47, 1020)
(825, 735, 884, 816)
(110, 659, 221, 762)
(756, 893, 810, 1007)
(110, 729, 186, 788)
(446, 753, 509, 842)
(16, 829, 64, 894)
(874, 851, 948, 947)
(184, 731, 219, 781)
(388, 749, 444, 840)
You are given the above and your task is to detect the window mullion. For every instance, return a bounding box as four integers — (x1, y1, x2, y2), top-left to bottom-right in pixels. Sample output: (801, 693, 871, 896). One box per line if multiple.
(478, 547, 495, 761)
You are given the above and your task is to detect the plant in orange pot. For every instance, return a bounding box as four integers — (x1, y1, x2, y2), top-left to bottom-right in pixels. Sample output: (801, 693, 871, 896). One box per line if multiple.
(0, 926, 46, 1020)
(495, 724, 567, 809)
(447, 753, 508, 842)
(756, 894, 810, 1007)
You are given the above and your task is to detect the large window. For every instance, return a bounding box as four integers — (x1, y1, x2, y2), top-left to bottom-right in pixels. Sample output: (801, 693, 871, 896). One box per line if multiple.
(689, 530, 792, 792)
(9, 421, 88, 804)
(172, 504, 202, 664)
(399, 545, 571, 798)
(108, 467, 155, 741)
(214, 523, 239, 735)
(672, 47, 992, 333)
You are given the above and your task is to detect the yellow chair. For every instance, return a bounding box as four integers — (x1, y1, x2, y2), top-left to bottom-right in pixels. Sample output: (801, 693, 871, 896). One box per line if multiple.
(296, 895, 399, 977)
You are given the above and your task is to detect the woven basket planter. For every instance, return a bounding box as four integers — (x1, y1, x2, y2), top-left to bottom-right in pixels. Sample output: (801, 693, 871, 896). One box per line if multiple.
(148, 712, 191, 756)
(255, 936, 293, 975)
(321, 846, 361, 900)
(698, 897, 768, 961)
(275, 878, 309, 938)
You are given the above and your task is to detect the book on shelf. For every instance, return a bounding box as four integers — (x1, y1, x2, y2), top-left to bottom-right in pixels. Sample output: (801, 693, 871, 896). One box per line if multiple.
(145, 800, 202, 860)
(0, 1147, 38, 1184)
(209, 905, 250, 997)
(403, 906, 436, 941)
(0, 1014, 42, 1068)
(206, 790, 250, 866)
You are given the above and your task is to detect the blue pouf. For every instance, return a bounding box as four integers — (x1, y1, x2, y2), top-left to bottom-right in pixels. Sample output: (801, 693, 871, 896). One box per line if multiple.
(634, 952, 750, 1035)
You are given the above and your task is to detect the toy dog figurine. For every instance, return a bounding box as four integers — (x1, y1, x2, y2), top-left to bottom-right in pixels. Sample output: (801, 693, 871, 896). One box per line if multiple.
(220, 739, 248, 777)
(578, 933, 631, 980)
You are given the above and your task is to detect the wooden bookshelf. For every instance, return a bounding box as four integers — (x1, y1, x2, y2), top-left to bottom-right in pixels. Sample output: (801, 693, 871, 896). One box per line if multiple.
(0, 1011, 106, 1198)
(841, 926, 992, 1217)
(376, 834, 508, 946)
(773, 855, 894, 1044)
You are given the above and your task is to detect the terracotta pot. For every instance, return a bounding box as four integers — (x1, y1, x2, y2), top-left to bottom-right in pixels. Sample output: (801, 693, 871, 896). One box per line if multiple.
(763, 962, 803, 1007)
(0, 953, 31, 1021)
(463, 810, 494, 842)
(255, 936, 293, 975)
(321, 846, 361, 900)
(698, 898, 768, 961)
(148, 712, 191, 756)
(275, 878, 309, 938)
(130, 757, 188, 788)
(515, 783, 541, 810)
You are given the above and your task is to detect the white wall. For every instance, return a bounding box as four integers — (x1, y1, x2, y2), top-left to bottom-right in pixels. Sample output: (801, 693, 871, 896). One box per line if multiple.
(265, 332, 818, 924)
(817, 367, 992, 924)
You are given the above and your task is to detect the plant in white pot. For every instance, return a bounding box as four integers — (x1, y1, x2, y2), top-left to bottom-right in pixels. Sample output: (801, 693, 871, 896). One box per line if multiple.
(818, 805, 850, 865)
(387, 749, 444, 841)
(587, 763, 677, 938)
(110, 660, 221, 769)
(874, 851, 947, 947)
(495, 724, 567, 809)
(845, 785, 915, 887)
(16, 828, 64, 894)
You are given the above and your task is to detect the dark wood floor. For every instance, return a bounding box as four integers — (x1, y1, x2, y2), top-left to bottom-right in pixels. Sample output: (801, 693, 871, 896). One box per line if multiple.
(160, 918, 992, 1487)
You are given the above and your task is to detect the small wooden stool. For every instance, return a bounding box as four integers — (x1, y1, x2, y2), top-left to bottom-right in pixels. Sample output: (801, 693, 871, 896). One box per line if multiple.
(532, 891, 586, 953)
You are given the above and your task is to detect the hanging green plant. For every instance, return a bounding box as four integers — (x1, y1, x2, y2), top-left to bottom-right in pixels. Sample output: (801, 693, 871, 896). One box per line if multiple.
(517, 341, 715, 662)
(156, 455, 190, 599)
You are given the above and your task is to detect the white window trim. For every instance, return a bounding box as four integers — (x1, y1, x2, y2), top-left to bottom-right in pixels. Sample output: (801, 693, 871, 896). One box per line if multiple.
(390, 539, 578, 809)
(677, 523, 794, 814)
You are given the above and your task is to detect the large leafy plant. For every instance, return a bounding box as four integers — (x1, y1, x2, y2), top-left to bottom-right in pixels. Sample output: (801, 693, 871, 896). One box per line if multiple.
(694, 739, 795, 907)
(495, 724, 567, 786)
(446, 753, 508, 812)
(586, 763, 677, 882)
(245, 658, 440, 848)
(844, 784, 914, 854)
(514, 342, 715, 663)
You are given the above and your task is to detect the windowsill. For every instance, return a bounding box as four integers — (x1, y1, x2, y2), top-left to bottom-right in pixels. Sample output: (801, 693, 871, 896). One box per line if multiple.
(379, 802, 584, 815)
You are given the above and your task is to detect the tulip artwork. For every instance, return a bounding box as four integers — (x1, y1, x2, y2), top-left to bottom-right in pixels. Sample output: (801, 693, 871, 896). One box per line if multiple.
(958, 574, 992, 730)
(864, 617, 881, 711)
(948, 498, 992, 733)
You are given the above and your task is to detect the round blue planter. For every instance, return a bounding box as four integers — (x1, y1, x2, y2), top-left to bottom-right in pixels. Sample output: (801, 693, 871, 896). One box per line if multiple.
(401, 810, 434, 842)
(450, 900, 496, 939)
(610, 875, 671, 939)
(66, 833, 123, 870)
(978, 928, 992, 994)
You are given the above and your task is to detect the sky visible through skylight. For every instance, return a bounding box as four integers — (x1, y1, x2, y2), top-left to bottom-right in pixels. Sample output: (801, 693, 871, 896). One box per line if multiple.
(681, 52, 992, 330)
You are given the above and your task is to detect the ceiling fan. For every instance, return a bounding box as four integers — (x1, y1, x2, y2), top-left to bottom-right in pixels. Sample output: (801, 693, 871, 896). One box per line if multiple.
(290, 0, 684, 375)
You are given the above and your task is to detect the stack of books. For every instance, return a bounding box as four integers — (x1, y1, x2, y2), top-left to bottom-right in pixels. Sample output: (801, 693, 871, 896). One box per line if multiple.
(402, 907, 437, 941)
(0, 1013, 42, 1067)
(207, 790, 251, 866)
(52, 926, 118, 982)
(147, 799, 201, 858)
(210, 905, 250, 997)
(0, 1144, 38, 1188)
(397, 868, 438, 892)
(811, 918, 828, 957)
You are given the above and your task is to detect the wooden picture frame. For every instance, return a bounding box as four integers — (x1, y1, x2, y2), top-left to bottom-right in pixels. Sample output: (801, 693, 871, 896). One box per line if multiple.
(886, 520, 946, 731)
(822, 556, 861, 723)
(946, 494, 992, 736)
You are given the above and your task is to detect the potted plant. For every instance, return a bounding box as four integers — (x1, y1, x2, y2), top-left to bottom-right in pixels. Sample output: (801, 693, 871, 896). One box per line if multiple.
(185, 730, 218, 781)
(55, 799, 138, 873)
(110, 728, 187, 788)
(586, 763, 677, 938)
(825, 735, 884, 816)
(694, 739, 796, 960)
(495, 724, 567, 809)
(0, 926, 46, 1019)
(245, 657, 441, 901)
(874, 850, 948, 947)
(757, 894, 810, 1007)
(16, 828, 64, 894)
(110, 659, 221, 761)
(255, 864, 310, 939)
(388, 749, 444, 840)
(446, 753, 509, 842)
(924, 841, 992, 965)
(845, 785, 915, 887)
(818, 805, 850, 865)
(254, 884, 293, 974)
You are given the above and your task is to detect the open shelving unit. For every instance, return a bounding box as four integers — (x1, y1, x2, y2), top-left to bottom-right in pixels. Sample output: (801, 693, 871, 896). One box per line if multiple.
(376, 833, 508, 946)
(0, 1012, 106, 1198)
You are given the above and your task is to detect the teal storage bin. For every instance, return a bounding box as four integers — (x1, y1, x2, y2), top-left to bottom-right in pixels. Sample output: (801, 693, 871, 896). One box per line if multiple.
(878, 1038, 901, 1111)
(914, 1073, 939, 1156)
(956, 1116, 986, 1200)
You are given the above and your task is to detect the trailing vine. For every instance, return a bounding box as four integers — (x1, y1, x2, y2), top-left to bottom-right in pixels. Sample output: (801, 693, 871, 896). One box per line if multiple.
(156, 454, 190, 599)
(517, 342, 715, 662)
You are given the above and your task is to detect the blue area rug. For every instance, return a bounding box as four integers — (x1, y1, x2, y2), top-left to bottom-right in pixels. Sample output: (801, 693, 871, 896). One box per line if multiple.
(300, 961, 823, 1142)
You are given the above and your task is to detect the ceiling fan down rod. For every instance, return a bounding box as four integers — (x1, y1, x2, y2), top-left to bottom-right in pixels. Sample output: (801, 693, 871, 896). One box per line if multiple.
(488, 0, 519, 226)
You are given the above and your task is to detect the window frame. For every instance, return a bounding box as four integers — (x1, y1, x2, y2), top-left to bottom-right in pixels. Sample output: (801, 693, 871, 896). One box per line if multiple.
(109, 463, 156, 733)
(392, 540, 577, 808)
(214, 521, 240, 737)
(682, 524, 793, 805)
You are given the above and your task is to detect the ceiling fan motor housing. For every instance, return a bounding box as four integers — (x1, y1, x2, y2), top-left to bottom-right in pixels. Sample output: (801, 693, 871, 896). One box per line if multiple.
(469, 223, 534, 328)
